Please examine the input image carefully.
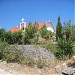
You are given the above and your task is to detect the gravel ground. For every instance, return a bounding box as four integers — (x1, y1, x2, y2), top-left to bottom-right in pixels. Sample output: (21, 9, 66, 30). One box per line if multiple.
(0, 68, 14, 75)
(0, 61, 62, 75)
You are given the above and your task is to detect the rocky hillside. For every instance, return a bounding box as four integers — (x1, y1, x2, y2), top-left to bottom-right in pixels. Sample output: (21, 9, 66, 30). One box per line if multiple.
(14, 45, 54, 62)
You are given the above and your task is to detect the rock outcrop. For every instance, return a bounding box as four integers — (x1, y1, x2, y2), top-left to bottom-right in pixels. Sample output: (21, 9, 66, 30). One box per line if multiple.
(15, 45, 54, 62)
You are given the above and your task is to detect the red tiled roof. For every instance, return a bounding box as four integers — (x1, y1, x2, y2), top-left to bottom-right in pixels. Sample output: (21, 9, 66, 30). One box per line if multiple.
(9, 27, 20, 32)
(9, 22, 54, 32)
(38, 22, 45, 29)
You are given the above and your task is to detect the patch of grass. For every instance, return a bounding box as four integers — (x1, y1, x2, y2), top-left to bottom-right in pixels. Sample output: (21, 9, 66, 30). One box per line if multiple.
(37, 40, 57, 54)
(36, 58, 47, 69)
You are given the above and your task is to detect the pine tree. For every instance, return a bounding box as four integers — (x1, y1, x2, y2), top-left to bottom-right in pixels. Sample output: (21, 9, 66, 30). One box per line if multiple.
(56, 16, 62, 41)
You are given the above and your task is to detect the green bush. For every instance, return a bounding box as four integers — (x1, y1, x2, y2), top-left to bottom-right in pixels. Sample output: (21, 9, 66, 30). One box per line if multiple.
(20, 56, 48, 68)
(0, 41, 9, 60)
(38, 40, 57, 55)
(20, 56, 35, 67)
(45, 42, 56, 53)
(40, 25, 53, 40)
(0, 43, 24, 63)
(0, 50, 4, 59)
(55, 39, 73, 60)
(4, 46, 25, 63)
(73, 42, 75, 55)
(0, 28, 6, 42)
(36, 59, 47, 69)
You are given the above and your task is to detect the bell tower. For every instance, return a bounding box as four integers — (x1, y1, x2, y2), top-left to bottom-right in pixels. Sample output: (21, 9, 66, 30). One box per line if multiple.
(20, 18, 26, 31)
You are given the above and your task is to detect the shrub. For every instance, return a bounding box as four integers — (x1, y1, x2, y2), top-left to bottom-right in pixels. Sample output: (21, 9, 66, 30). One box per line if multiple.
(0, 43, 24, 63)
(55, 39, 73, 60)
(40, 25, 53, 40)
(4, 46, 25, 63)
(20, 56, 48, 68)
(39, 40, 57, 55)
(20, 56, 35, 67)
(73, 42, 75, 55)
(36, 58, 47, 69)
(0, 41, 9, 60)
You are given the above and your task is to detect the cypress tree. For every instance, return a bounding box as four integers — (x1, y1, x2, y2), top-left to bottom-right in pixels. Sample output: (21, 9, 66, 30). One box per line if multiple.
(56, 16, 62, 41)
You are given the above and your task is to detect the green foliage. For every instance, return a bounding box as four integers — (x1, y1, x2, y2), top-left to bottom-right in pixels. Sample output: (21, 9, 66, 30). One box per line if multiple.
(0, 44, 24, 63)
(72, 42, 75, 56)
(5, 31, 22, 44)
(70, 25, 75, 42)
(28, 21, 32, 26)
(40, 25, 53, 39)
(22, 25, 37, 44)
(0, 28, 6, 42)
(22, 31, 30, 44)
(36, 59, 47, 69)
(55, 39, 73, 60)
(45, 42, 56, 53)
(5, 31, 12, 44)
(56, 16, 62, 41)
(0, 41, 24, 63)
(20, 56, 48, 68)
(40, 25, 47, 39)
(4, 49, 20, 63)
(55, 20, 74, 60)
(0, 21, 54, 45)
(27, 26, 37, 38)
(0, 42, 9, 60)
(0, 41, 49, 68)
(62, 20, 71, 40)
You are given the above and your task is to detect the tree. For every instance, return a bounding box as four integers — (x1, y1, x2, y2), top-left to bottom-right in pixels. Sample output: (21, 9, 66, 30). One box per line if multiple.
(40, 25, 53, 39)
(22, 31, 30, 44)
(40, 25, 48, 39)
(55, 20, 74, 60)
(27, 25, 37, 39)
(0, 28, 6, 42)
(34, 21, 38, 30)
(5, 31, 22, 44)
(62, 20, 71, 40)
(56, 16, 62, 41)
(28, 21, 32, 26)
(22, 22, 37, 44)
(55, 38, 73, 60)
(5, 31, 13, 44)
(0, 41, 9, 60)
(70, 25, 75, 42)
(12, 31, 22, 44)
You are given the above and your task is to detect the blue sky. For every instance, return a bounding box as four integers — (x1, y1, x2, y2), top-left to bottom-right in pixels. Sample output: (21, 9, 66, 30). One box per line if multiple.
(0, 0, 74, 30)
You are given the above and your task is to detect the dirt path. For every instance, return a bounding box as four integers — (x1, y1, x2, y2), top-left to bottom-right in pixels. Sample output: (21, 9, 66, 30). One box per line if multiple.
(0, 68, 13, 75)
(0, 61, 63, 75)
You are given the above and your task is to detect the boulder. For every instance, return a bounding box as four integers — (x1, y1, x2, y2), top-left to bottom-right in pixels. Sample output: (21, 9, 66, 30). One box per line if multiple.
(15, 45, 55, 62)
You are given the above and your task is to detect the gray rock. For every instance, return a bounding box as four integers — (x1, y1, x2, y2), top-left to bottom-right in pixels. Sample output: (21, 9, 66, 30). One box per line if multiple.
(15, 45, 54, 62)
(62, 67, 75, 75)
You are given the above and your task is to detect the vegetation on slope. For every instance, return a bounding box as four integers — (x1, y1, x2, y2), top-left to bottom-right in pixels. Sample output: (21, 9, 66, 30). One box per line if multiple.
(0, 17, 75, 68)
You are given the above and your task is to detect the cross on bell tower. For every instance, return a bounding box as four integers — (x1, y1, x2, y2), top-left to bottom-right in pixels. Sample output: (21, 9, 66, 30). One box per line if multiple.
(22, 18, 24, 22)
(20, 18, 26, 31)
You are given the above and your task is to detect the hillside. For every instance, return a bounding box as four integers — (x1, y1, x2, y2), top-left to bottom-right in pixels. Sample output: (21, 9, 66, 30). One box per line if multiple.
(14, 45, 54, 62)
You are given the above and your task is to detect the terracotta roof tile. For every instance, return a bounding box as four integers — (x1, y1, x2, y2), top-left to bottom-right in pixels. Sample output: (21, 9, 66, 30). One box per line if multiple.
(9, 22, 54, 32)
(10, 27, 20, 32)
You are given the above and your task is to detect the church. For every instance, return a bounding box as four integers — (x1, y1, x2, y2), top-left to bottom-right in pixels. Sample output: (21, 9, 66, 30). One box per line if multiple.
(10, 18, 55, 32)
